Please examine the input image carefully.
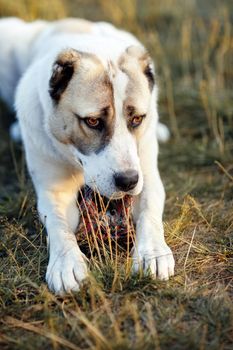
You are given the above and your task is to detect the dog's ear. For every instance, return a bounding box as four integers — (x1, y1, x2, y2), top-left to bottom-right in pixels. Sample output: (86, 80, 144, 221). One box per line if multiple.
(49, 49, 80, 102)
(121, 45, 155, 90)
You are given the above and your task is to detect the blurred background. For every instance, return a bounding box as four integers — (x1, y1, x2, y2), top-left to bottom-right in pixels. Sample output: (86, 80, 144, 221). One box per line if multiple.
(0, 0, 232, 156)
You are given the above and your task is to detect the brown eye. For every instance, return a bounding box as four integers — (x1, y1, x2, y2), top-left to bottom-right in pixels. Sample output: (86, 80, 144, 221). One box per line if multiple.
(85, 117, 100, 128)
(131, 115, 144, 128)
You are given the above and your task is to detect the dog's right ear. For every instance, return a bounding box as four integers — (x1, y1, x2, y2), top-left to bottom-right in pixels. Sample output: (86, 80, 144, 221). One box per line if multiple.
(119, 45, 155, 91)
(49, 49, 80, 102)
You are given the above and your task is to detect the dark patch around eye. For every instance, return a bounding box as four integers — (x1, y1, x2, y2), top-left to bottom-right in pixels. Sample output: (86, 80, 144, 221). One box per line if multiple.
(84, 118, 105, 131)
(71, 111, 114, 156)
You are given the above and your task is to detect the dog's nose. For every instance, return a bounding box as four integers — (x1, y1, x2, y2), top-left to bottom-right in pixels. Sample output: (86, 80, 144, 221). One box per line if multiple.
(114, 170, 139, 192)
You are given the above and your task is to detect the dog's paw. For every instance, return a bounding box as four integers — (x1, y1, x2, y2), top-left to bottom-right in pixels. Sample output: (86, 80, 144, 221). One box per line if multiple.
(46, 245, 88, 295)
(132, 242, 175, 280)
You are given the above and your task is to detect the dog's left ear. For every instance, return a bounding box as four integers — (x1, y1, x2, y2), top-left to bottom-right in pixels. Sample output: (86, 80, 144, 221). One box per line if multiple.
(49, 49, 80, 102)
(121, 45, 155, 90)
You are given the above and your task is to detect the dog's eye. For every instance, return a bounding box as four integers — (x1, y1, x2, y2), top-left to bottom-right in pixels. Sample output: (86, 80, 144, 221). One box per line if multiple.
(131, 115, 145, 128)
(84, 117, 101, 129)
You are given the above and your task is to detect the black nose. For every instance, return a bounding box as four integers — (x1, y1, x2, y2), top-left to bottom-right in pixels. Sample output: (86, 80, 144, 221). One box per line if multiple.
(114, 170, 139, 192)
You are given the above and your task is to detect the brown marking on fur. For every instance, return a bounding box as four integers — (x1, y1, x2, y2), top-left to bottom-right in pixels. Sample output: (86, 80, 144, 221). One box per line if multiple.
(49, 51, 115, 155)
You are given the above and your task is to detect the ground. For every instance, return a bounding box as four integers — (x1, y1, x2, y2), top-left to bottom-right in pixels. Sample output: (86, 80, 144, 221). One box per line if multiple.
(0, 0, 232, 349)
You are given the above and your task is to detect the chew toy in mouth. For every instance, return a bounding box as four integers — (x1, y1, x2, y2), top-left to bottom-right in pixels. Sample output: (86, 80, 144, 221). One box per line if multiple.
(76, 186, 135, 253)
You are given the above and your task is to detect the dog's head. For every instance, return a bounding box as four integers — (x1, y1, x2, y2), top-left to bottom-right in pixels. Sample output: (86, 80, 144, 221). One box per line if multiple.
(48, 46, 156, 198)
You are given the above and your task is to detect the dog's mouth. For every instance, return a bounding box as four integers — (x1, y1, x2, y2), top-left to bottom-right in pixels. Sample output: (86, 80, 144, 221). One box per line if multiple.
(79, 185, 128, 201)
(78, 185, 133, 210)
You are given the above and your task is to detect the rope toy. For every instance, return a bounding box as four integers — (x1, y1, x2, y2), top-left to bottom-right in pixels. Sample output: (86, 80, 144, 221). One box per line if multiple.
(76, 186, 135, 253)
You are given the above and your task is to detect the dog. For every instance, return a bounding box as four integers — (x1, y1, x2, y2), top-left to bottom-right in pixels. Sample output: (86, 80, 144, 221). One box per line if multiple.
(0, 17, 174, 294)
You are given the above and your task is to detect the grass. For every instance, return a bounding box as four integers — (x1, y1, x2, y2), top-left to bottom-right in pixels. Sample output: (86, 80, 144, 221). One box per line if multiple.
(0, 0, 233, 349)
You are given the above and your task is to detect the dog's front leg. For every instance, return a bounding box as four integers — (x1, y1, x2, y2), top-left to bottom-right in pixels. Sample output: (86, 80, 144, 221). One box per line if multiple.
(132, 129, 175, 280)
(28, 151, 87, 294)
(39, 187, 88, 294)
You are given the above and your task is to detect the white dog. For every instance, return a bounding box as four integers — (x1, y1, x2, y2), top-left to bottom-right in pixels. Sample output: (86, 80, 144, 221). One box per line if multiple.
(0, 17, 174, 294)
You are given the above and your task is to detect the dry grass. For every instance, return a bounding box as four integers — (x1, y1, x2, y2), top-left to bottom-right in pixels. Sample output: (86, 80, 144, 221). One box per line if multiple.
(0, 0, 233, 349)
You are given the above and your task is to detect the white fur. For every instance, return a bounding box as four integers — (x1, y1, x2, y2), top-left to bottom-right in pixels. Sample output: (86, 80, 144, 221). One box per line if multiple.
(0, 18, 174, 294)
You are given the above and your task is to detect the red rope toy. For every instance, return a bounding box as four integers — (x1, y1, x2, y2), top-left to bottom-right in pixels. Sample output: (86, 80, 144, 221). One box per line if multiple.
(76, 186, 135, 251)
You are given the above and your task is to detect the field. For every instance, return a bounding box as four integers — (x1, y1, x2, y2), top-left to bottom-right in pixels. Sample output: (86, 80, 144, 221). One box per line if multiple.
(0, 0, 232, 349)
